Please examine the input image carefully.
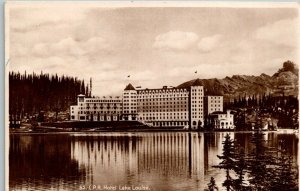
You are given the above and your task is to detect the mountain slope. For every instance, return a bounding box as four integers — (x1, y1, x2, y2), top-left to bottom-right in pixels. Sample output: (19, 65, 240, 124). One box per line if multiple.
(177, 61, 298, 100)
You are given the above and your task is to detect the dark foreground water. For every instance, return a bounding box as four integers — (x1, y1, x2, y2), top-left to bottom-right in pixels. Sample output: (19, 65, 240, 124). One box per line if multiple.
(10, 131, 298, 191)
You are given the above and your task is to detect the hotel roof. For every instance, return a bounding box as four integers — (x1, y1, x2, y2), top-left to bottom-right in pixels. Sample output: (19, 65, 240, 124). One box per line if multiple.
(124, 83, 135, 90)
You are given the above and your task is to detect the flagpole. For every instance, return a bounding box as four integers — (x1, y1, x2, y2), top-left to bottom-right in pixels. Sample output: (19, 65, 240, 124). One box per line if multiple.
(126, 74, 130, 83)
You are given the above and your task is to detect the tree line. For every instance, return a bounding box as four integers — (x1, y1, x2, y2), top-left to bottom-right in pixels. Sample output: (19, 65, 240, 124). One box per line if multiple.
(224, 94, 298, 129)
(9, 71, 90, 120)
(225, 94, 298, 110)
(206, 132, 298, 191)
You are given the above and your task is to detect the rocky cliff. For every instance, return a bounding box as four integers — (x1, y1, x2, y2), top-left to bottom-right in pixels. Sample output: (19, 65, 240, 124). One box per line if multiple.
(177, 61, 298, 101)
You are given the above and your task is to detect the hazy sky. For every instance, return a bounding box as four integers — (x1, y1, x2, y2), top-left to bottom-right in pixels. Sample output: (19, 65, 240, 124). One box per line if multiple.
(7, 3, 299, 96)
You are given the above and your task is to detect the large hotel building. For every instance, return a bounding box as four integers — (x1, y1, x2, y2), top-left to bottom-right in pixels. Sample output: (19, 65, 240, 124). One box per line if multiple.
(70, 79, 225, 129)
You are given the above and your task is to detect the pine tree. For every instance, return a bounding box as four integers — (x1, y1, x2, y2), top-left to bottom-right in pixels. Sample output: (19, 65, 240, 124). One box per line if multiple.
(232, 148, 247, 191)
(247, 130, 276, 190)
(270, 142, 298, 191)
(271, 155, 298, 191)
(207, 177, 219, 191)
(9, 71, 88, 121)
(213, 134, 235, 191)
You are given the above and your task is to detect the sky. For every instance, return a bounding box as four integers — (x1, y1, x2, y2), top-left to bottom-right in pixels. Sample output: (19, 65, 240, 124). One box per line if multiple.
(6, 3, 299, 96)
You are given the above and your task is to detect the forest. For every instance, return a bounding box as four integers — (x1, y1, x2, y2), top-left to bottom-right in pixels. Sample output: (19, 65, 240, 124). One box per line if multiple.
(9, 71, 89, 121)
(224, 94, 298, 129)
(206, 132, 299, 191)
(9, 71, 298, 128)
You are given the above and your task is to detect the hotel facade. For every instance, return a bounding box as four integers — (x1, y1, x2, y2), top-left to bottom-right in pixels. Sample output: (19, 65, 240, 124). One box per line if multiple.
(70, 79, 230, 129)
(207, 110, 235, 130)
(70, 94, 123, 122)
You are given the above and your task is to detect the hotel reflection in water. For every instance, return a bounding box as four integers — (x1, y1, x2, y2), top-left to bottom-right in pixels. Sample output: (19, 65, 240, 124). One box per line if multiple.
(10, 132, 298, 190)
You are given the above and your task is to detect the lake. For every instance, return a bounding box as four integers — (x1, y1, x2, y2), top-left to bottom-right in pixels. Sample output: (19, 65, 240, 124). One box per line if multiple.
(9, 131, 298, 191)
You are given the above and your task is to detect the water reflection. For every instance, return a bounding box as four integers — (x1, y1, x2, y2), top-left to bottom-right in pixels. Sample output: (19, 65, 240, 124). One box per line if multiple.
(10, 132, 298, 191)
(10, 134, 86, 190)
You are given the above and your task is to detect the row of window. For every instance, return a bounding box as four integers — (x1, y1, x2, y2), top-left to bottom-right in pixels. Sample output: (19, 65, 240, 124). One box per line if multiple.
(191, 96, 203, 100)
(209, 96, 222, 99)
(74, 102, 201, 109)
(140, 116, 188, 120)
(210, 101, 222, 103)
(136, 94, 189, 98)
(137, 98, 188, 101)
(123, 103, 137, 106)
(86, 103, 121, 107)
(191, 104, 203, 108)
(191, 111, 203, 119)
(192, 115, 203, 119)
(138, 105, 187, 109)
(191, 108, 203, 111)
(123, 110, 137, 114)
(191, 111, 203, 115)
(124, 92, 136, 95)
(86, 107, 121, 110)
(74, 106, 204, 112)
(140, 112, 187, 116)
(85, 100, 121, 103)
(75, 106, 122, 110)
(123, 96, 137, 98)
(210, 104, 222, 107)
(217, 115, 233, 118)
(139, 102, 187, 105)
(137, 89, 188, 94)
(123, 100, 137, 102)
(138, 109, 188, 112)
(123, 106, 137, 110)
(191, 88, 203, 91)
(191, 93, 203, 96)
(78, 111, 121, 114)
(78, 98, 220, 105)
(218, 121, 233, 126)
(151, 121, 189, 126)
(191, 101, 203, 104)
(79, 105, 122, 109)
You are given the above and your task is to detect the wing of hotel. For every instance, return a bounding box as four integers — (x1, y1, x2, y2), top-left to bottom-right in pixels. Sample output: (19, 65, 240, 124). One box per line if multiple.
(70, 80, 234, 130)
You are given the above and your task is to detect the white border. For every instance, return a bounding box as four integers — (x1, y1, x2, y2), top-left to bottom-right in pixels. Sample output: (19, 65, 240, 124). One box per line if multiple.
(4, 2, 300, 191)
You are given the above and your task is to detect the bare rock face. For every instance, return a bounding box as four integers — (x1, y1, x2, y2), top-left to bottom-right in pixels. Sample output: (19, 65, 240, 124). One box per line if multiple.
(176, 61, 298, 100)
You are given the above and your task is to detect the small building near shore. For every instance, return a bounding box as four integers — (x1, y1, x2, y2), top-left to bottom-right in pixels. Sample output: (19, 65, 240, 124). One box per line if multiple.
(207, 110, 235, 130)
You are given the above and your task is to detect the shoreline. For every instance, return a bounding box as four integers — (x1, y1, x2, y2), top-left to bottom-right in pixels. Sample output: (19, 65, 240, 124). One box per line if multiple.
(9, 126, 292, 135)
(9, 121, 296, 134)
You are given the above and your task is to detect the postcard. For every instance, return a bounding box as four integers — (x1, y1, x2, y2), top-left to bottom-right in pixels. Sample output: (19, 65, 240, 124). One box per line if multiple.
(5, 2, 299, 191)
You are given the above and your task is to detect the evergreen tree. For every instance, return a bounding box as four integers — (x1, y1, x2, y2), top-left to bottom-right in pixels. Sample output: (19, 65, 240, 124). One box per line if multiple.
(207, 177, 219, 191)
(9, 71, 88, 121)
(209, 132, 299, 191)
(247, 130, 276, 190)
(213, 134, 235, 191)
(270, 142, 298, 191)
(232, 148, 247, 191)
(271, 155, 298, 191)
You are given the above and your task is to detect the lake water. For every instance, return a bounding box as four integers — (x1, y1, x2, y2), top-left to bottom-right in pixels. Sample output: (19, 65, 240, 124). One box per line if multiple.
(9, 131, 298, 191)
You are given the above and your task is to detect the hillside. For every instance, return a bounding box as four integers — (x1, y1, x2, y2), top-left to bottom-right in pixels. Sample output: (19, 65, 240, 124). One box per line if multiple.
(9, 72, 89, 120)
(177, 61, 298, 101)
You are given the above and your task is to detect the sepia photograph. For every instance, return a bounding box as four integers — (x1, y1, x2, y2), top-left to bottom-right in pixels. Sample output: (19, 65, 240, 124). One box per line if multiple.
(5, 2, 299, 191)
